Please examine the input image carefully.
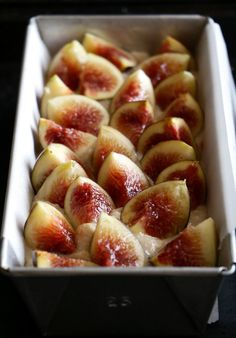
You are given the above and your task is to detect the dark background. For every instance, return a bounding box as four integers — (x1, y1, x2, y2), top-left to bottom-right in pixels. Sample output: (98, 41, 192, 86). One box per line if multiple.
(0, 1, 235, 337)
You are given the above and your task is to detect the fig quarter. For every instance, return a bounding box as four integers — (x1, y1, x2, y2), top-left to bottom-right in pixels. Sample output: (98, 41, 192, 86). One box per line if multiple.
(24, 201, 76, 254)
(83, 33, 136, 71)
(151, 218, 217, 266)
(141, 140, 196, 181)
(64, 176, 115, 228)
(91, 212, 145, 267)
(98, 152, 150, 207)
(47, 94, 109, 136)
(121, 180, 190, 239)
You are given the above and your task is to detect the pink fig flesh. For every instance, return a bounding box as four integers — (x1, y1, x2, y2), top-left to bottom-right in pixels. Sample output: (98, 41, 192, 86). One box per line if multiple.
(47, 95, 109, 136)
(93, 126, 138, 172)
(121, 180, 190, 239)
(91, 213, 145, 267)
(152, 218, 217, 267)
(110, 100, 154, 147)
(137, 117, 195, 155)
(141, 140, 196, 181)
(83, 33, 136, 71)
(155, 71, 196, 110)
(35, 250, 96, 267)
(165, 93, 203, 137)
(64, 177, 115, 227)
(110, 69, 155, 114)
(24, 201, 76, 254)
(39, 118, 93, 150)
(156, 160, 206, 210)
(140, 53, 190, 87)
(98, 152, 150, 207)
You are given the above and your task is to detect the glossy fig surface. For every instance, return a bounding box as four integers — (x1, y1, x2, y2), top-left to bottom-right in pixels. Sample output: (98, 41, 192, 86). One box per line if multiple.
(164, 93, 203, 137)
(151, 217, 217, 266)
(38, 118, 97, 164)
(83, 33, 136, 71)
(141, 140, 196, 181)
(122, 180, 190, 239)
(137, 117, 195, 155)
(34, 160, 87, 208)
(93, 126, 138, 172)
(98, 152, 150, 207)
(156, 160, 206, 210)
(31, 143, 79, 192)
(110, 69, 155, 114)
(47, 94, 109, 136)
(48, 40, 87, 91)
(140, 53, 190, 87)
(24, 201, 76, 254)
(110, 100, 154, 147)
(91, 212, 145, 267)
(155, 71, 196, 110)
(64, 176, 115, 228)
(80, 53, 124, 100)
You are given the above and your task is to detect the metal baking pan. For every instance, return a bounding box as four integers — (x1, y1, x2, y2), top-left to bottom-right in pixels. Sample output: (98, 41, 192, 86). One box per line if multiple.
(0, 15, 236, 336)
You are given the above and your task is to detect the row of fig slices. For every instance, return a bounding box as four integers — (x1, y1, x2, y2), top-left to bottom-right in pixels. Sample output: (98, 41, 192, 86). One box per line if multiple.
(24, 33, 217, 268)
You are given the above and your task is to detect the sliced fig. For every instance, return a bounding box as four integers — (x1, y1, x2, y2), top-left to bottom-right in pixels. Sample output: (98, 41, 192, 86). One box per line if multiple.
(137, 117, 195, 155)
(110, 100, 154, 147)
(155, 71, 196, 110)
(64, 176, 115, 228)
(48, 40, 87, 91)
(38, 118, 97, 164)
(151, 217, 217, 266)
(35, 250, 96, 267)
(80, 53, 124, 100)
(31, 143, 80, 192)
(121, 180, 190, 239)
(110, 69, 155, 114)
(47, 94, 109, 136)
(91, 212, 145, 267)
(159, 36, 196, 69)
(75, 222, 96, 258)
(164, 93, 203, 137)
(159, 36, 190, 54)
(97, 152, 150, 207)
(141, 140, 196, 181)
(140, 53, 190, 87)
(34, 160, 88, 208)
(156, 160, 206, 210)
(83, 33, 137, 71)
(41, 75, 73, 118)
(93, 126, 138, 172)
(24, 201, 76, 254)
